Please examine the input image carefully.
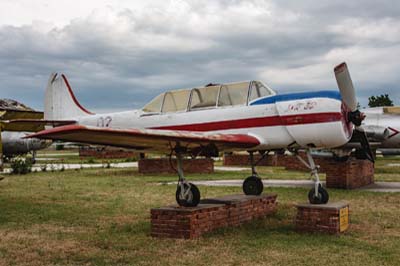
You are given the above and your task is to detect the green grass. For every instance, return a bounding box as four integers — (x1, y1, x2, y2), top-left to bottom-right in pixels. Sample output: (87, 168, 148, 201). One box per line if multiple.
(0, 167, 399, 266)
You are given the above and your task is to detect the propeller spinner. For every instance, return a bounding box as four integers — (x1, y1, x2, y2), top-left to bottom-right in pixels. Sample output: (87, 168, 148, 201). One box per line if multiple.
(334, 62, 375, 162)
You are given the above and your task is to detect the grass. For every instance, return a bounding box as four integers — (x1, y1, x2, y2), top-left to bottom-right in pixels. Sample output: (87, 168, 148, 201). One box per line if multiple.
(0, 166, 399, 266)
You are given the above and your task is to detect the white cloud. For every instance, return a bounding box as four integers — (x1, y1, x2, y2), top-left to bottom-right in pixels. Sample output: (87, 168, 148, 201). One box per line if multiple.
(329, 17, 400, 43)
(0, 0, 399, 111)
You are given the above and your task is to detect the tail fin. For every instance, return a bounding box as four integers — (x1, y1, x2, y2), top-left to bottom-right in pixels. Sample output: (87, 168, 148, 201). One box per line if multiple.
(44, 73, 94, 120)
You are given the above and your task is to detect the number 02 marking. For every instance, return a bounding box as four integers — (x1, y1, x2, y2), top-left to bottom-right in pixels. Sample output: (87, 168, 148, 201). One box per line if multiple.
(97, 116, 112, 127)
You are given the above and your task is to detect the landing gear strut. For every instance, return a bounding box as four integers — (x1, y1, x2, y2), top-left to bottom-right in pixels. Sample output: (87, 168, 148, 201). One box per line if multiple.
(242, 151, 264, 195)
(174, 146, 200, 207)
(296, 150, 329, 204)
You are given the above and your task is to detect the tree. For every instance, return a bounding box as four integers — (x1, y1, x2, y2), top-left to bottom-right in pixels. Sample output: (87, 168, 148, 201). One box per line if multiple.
(368, 94, 394, 107)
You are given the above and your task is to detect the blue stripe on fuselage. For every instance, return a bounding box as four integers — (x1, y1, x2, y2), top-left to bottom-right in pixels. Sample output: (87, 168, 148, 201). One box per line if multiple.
(250, 90, 342, 105)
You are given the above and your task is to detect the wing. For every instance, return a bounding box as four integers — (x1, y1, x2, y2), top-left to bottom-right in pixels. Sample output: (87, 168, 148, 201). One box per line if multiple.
(26, 124, 260, 153)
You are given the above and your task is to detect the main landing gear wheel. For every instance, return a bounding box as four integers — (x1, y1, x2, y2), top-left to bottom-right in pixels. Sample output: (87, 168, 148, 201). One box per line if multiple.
(176, 183, 201, 207)
(243, 176, 264, 195)
(308, 184, 329, 204)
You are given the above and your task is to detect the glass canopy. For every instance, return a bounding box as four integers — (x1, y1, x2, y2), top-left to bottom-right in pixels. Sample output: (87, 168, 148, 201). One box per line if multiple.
(142, 81, 275, 113)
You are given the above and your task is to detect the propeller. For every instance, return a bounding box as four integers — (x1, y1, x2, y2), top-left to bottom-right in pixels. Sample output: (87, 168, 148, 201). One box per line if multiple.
(334, 62, 375, 162)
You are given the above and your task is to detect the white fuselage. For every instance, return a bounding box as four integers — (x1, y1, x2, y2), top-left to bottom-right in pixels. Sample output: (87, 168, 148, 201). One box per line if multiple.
(74, 92, 351, 151)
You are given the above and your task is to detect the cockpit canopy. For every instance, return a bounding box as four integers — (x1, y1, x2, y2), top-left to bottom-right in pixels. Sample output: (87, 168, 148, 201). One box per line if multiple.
(142, 81, 275, 113)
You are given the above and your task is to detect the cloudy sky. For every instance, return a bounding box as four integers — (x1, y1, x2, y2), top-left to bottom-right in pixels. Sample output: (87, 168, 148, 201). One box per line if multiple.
(0, 0, 399, 112)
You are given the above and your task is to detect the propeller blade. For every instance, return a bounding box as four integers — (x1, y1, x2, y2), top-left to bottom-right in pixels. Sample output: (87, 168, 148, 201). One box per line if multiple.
(353, 127, 375, 163)
(334, 62, 358, 112)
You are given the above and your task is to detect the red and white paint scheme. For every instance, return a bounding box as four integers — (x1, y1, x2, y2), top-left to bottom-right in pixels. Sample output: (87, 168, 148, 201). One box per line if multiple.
(28, 62, 364, 207)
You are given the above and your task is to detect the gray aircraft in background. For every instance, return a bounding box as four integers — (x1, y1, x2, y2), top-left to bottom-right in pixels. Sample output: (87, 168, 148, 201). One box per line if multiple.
(0, 99, 51, 169)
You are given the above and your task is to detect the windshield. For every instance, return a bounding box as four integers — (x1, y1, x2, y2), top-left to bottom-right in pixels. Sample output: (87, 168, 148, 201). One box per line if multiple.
(142, 93, 164, 113)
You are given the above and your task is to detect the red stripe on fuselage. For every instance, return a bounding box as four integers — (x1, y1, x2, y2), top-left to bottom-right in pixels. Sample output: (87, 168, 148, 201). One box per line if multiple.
(151, 112, 342, 132)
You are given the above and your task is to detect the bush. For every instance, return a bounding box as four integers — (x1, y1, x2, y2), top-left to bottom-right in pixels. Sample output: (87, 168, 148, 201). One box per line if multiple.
(86, 158, 96, 164)
(40, 165, 47, 172)
(124, 157, 137, 162)
(10, 157, 32, 175)
(55, 144, 64, 150)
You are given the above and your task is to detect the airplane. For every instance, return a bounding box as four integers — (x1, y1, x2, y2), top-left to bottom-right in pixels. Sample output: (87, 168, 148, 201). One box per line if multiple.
(322, 106, 400, 160)
(0, 107, 52, 170)
(362, 107, 400, 148)
(25, 62, 370, 207)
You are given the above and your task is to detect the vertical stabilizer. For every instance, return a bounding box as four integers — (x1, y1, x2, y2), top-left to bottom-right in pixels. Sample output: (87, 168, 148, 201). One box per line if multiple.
(44, 73, 94, 120)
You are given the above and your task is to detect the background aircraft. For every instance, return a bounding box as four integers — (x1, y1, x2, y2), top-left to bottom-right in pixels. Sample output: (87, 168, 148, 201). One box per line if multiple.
(363, 107, 400, 148)
(323, 106, 400, 160)
(0, 102, 52, 170)
(26, 62, 368, 207)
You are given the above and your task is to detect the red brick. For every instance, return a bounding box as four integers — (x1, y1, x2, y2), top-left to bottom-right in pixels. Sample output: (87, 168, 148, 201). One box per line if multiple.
(295, 202, 350, 235)
(139, 158, 214, 174)
(151, 194, 278, 239)
(325, 159, 374, 189)
(223, 154, 277, 166)
(79, 148, 137, 159)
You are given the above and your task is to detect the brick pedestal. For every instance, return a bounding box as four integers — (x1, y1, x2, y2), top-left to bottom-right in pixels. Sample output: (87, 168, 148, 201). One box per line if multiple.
(223, 154, 278, 166)
(151, 194, 278, 239)
(274, 153, 334, 172)
(138, 158, 214, 174)
(279, 154, 332, 172)
(79, 147, 137, 159)
(295, 202, 350, 234)
(325, 159, 374, 189)
(222, 153, 329, 171)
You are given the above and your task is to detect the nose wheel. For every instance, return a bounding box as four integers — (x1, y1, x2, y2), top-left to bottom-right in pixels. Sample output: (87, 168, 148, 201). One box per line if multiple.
(295, 149, 330, 205)
(308, 184, 329, 204)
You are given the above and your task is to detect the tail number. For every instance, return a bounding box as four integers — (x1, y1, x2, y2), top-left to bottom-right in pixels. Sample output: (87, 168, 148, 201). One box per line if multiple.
(97, 116, 112, 127)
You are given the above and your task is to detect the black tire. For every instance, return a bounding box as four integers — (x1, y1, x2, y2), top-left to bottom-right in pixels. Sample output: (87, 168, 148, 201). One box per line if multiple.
(176, 183, 201, 207)
(308, 184, 329, 204)
(242, 176, 264, 195)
